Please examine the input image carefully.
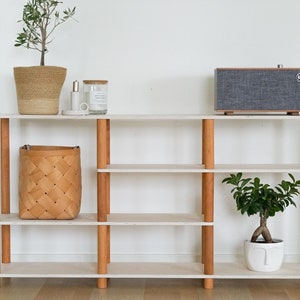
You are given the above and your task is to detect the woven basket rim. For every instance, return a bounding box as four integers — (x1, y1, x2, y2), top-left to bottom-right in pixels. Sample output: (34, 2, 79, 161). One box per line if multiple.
(20, 145, 79, 150)
(14, 66, 67, 71)
(20, 145, 80, 156)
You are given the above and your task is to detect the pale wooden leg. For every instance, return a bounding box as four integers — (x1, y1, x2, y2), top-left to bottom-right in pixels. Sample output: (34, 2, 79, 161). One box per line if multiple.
(203, 278, 214, 289)
(97, 226, 108, 289)
(1, 119, 10, 263)
(106, 120, 111, 264)
(202, 119, 214, 289)
(97, 119, 110, 288)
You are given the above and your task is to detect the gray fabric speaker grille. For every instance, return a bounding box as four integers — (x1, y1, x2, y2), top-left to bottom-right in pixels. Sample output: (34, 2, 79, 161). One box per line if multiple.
(215, 69, 300, 111)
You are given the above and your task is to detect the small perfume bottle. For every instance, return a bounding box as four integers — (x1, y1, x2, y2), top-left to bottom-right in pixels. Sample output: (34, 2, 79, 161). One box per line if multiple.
(71, 80, 80, 111)
(62, 80, 88, 115)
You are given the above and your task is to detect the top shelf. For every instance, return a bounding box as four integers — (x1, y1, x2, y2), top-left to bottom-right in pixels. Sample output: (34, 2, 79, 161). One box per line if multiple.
(1, 113, 300, 121)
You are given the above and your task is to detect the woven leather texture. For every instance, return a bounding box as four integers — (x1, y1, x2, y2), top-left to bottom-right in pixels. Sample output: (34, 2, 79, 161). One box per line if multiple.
(19, 146, 82, 219)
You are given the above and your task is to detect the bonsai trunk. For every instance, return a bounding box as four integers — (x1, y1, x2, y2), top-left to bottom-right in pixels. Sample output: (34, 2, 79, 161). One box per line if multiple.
(251, 215, 273, 243)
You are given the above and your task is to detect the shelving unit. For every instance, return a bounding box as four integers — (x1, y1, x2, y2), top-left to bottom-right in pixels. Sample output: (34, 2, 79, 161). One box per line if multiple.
(1, 113, 300, 289)
(95, 116, 214, 289)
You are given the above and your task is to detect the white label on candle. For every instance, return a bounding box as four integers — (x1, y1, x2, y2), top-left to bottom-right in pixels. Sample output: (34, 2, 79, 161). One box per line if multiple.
(89, 91, 106, 106)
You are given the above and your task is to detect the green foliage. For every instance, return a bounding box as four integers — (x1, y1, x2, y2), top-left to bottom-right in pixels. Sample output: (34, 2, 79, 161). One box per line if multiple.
(222, 173, 300, 219)
(15, 0, 76, 66)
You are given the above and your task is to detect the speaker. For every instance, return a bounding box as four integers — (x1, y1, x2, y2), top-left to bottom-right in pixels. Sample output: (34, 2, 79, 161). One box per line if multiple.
(215, 68, 300, 113)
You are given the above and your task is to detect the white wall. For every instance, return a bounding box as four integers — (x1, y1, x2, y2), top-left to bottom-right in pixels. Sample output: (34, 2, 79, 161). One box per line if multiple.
(1, 0, 300, 263)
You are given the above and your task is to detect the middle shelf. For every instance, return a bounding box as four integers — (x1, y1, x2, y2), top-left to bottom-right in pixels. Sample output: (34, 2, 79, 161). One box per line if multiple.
(97, 163, 300, 173)
(0, 213, 213, 226)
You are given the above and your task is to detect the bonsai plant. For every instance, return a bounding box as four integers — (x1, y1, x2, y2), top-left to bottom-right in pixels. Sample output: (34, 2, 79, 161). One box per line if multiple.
(222, 172, 300, 271)
(222, 172, 300, 243)
(13, 0, 76, 115)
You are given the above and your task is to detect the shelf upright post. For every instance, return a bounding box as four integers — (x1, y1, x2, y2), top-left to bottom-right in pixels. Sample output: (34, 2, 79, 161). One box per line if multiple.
(0, 118, 11, 264)
(202, 118, 214, 289)
(97, 119, 110, 288)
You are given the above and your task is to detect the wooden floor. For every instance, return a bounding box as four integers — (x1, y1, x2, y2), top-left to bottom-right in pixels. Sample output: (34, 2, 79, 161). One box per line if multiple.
(1, 278, 300, 300)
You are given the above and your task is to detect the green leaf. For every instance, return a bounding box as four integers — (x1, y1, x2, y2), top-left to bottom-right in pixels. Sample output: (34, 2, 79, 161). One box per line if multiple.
(222, 172, 300, 222)
(15, 0, 77, 65)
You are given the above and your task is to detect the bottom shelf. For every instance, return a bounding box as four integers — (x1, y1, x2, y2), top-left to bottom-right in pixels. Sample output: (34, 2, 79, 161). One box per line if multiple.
(1, 262, 300, 279)
(214, 263, 300, 279)
(0, 262, 98, 278)
(107, 262, 300, 279)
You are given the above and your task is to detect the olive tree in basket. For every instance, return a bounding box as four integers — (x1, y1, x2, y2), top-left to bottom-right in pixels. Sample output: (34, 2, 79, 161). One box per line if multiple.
(15, 0, 76, 66)
(14, 0, 76, 115)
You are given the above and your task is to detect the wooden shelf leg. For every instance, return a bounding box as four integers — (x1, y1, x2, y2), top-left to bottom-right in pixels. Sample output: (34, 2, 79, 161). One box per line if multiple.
(97, 119, 110, 288)
(203, 225, 214, 289)
(98, 225, 108, 289)
(203, 278, 214, 289)
(202, 119, 214, 289)
(1, 118, 10, 263)
(106, 120, 111, 265)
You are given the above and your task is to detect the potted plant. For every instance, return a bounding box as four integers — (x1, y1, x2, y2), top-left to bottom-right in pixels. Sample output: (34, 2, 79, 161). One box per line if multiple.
(222, 172, 300, 272)
(14, 0, 76, 115)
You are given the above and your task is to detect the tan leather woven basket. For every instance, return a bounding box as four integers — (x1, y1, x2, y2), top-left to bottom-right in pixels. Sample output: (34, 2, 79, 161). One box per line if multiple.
(19, 145, 82, 219)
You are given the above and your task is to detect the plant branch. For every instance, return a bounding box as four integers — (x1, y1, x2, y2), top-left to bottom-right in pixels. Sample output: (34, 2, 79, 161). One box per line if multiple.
(15, 0, 76, 66)
(251, 216, 272, 243)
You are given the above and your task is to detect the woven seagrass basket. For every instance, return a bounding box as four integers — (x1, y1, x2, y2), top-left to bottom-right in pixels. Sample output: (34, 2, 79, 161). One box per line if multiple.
(19, 145, 82, 219)
(14, 66, 66, 115)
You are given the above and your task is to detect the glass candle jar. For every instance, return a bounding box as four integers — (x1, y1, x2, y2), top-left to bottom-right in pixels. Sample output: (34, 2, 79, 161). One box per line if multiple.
(83, 80, 108, 114)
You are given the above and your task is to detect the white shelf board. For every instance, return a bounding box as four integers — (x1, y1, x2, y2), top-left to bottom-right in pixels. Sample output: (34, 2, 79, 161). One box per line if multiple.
(107, 213, 212, 226)
(97, 164, 300, 173)
(211, 114, 300, 120)
(0, 262, 206, 278)
(0, 213, 99, 225)
(107, 262, 300, 279)
(98, 164, 205, 173)
(213, 164, 300, 173)
(106, 262, 205, 278)
(1, 262, 300, 279)
(0, 213, 212, 226)
(2, 113, 300, 121)
(214, 263, 300, 279)
(0, 114, 208, 120)
(0, 262, 99, 278)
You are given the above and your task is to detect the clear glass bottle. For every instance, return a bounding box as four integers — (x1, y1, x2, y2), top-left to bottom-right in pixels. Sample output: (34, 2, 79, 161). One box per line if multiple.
(83, 80, 108, 114)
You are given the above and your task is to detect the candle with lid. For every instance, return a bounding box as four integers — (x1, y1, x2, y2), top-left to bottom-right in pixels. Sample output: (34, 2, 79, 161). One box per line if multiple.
(83, 80, 108, 114)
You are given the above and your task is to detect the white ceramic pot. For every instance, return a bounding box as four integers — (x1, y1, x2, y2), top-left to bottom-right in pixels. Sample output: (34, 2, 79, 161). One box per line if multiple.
(244, 239, 284, 272)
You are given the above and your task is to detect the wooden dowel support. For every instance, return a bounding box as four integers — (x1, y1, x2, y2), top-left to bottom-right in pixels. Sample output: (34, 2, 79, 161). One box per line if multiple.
(202, 119, 214, 288)
(202, 119, 214, 169)
(97, 119, 110, 288)
(203, 278, 214, 289)
(97, 226, 108, 288)
(1, 119, 10, 213)
(1, 118, 11, 263)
